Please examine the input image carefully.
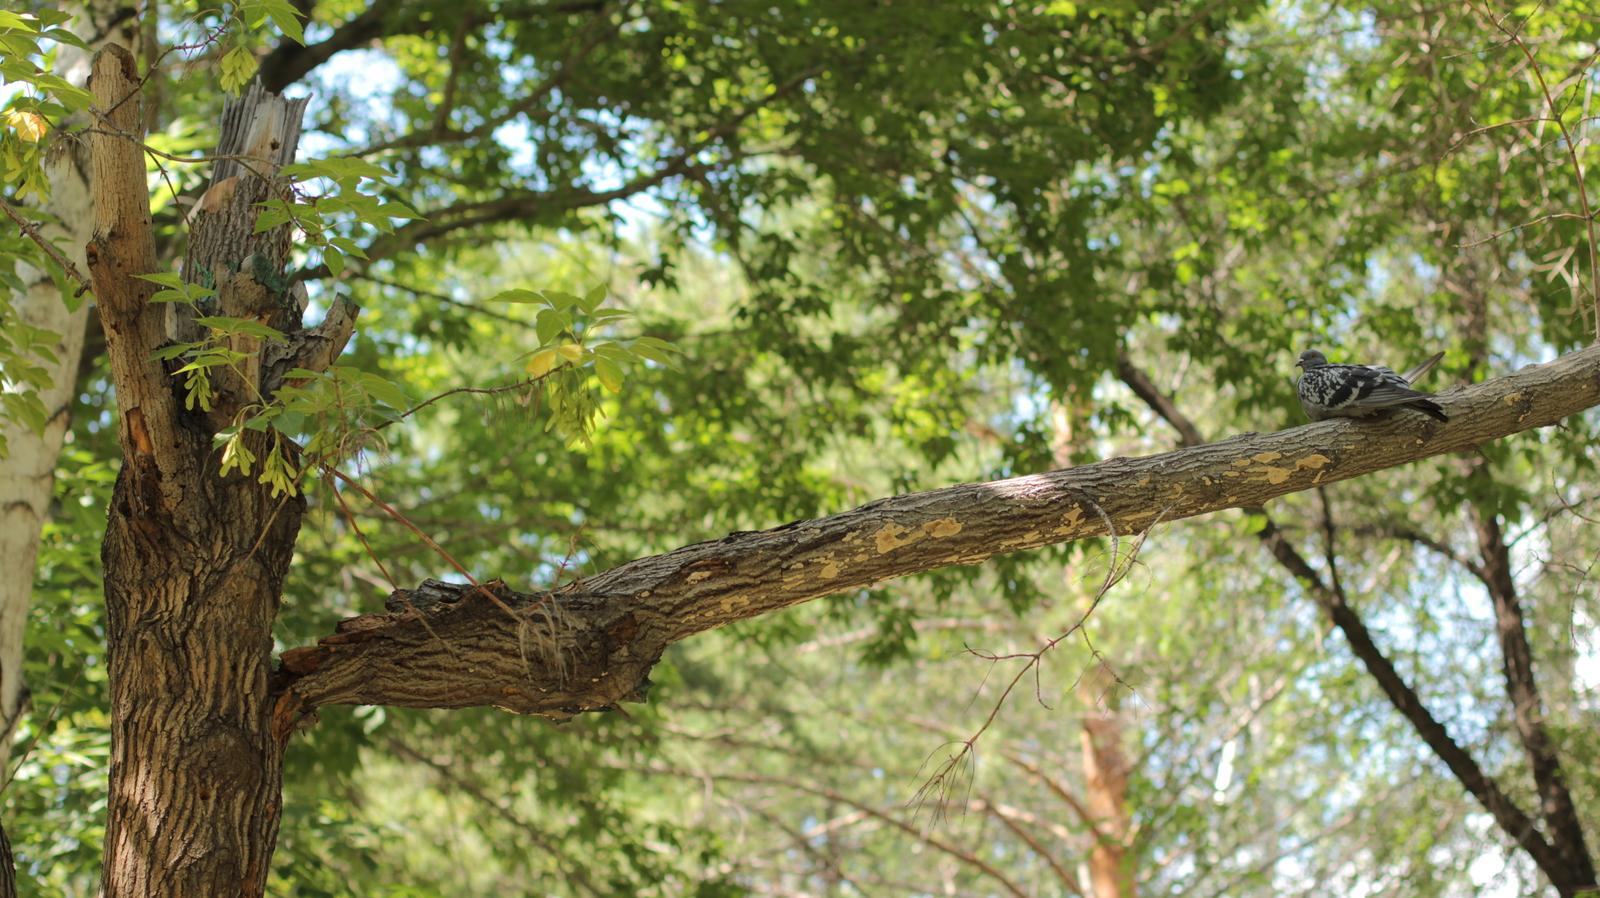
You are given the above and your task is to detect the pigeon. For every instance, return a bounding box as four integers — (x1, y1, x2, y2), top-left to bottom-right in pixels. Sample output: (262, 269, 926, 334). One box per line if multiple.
(1294, 349, 1448, 422)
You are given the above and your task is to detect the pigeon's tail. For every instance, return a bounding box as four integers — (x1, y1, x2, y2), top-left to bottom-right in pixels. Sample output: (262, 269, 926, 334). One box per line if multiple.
(1410, 398, 1449, 422)
(1399, 351, 1445, 385)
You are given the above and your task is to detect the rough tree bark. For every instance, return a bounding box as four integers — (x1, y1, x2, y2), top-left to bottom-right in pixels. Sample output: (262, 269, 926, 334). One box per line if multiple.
(279, 343, 1600, 721)
(85, 46, 347, 897)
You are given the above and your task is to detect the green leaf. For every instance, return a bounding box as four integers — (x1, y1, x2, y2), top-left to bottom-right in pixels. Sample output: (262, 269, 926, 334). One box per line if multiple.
(583, 309, 633, 326)
(272, 410, 306, 434)
(580, 284, 607, 314)
(193, 317, 288, 343)
(259, 0, 307, 45)
(628, 338, 678, 368)
(307, 157, 393, 182)
(134, 272, 187, 289)
(543, 291, 581, 312)
(488, 289, 546, 304)
(26, 75, 93, 110)
(1, 392, 46, 437)
(34, 8, 74, 27)
(535, 308, 565, 346)
(329, 237, 369, 259)
(590, 342, 636, 363)
(375, 200, 424, 222)
(594, 355, 625, 393)
(254, 204, 294, 233)
(357, 372, 412, 410)
(149, 343, 198, 362)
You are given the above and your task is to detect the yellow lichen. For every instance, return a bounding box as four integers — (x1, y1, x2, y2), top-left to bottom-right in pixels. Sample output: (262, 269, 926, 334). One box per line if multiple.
(875, 522, 915, 553)
(1295, 454, 1331, 471)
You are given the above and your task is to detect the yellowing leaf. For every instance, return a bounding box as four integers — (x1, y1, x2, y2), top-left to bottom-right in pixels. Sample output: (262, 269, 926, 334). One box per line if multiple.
(557, 343, 584, 363)
(220, 433, 256, 476)
(525, 348, 561, 377)
(5, 110, 46, 143)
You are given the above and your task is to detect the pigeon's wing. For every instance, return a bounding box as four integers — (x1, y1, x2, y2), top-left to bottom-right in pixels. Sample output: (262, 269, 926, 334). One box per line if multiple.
(1314, 364, 1431, 409)
(1398, 351, 1445, 385)
(1343, 380, 1439, 408)
(1344, 364, 1446, 406)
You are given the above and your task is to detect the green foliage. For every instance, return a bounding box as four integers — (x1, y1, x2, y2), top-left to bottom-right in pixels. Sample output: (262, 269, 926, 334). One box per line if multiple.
(258, 159, 421, 276)
(134, 270, 219, 306)
(207, 0, 307, 93)
(0, 10, 92, 196)
(9, 448, 115, 897)
(6, 0, 1600, 895)
(491, 284, 679, 446)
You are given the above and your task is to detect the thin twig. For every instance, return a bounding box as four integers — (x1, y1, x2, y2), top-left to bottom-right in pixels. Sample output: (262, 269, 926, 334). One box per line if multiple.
(400, 377, 545, 422)
(322, 465, 540, 626)
(911, 500, 1162, 824)
(2, 664, 85, 793)
(325, 470, 458, 658)
(0, 195, 92, 295)
(1467, 0, 1600, 337)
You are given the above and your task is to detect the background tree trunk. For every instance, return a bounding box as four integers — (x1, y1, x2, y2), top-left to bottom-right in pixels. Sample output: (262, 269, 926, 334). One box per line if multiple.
(0, 0, 137, 760)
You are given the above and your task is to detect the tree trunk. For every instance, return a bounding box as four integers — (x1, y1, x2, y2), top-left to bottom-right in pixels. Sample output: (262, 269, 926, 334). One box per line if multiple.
(86, 46, 321, 897)
(1080, 686, 1135, 898)
(0, 0, 138, 760)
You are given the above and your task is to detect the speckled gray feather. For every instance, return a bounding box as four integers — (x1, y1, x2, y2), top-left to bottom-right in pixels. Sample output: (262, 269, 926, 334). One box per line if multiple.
(1295, 349, 1448, 422)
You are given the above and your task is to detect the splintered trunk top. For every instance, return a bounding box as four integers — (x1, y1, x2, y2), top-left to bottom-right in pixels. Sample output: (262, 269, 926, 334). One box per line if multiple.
(87, 44, 314, 898)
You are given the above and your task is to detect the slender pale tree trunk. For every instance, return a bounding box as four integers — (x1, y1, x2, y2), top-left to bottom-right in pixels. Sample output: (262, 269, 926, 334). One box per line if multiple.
(1080, 687, 1135, 898)
(1053, 395, 1138, 898)
(0, 2, 139, 754)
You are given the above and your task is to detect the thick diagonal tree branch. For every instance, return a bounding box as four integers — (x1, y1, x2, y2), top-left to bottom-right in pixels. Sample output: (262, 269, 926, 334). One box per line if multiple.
(278, 346, 1600, 721)
(1116, 351, 1594, 895)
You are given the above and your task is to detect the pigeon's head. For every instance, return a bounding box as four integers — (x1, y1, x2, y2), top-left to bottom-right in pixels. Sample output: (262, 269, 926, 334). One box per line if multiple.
(1295, 349, 1330, 370)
